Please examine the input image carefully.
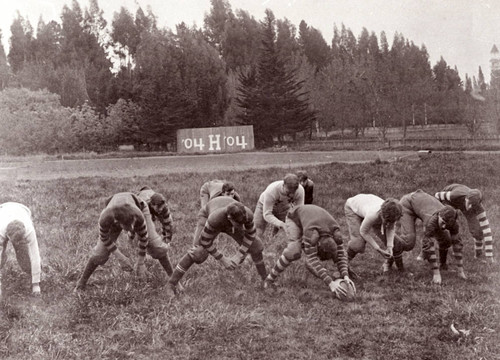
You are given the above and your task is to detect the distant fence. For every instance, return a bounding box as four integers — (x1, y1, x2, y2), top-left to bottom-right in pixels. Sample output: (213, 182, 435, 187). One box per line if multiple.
(319, 123, 498, 141)
(177, 125, 254, 154)
(302, 136, 500, 150)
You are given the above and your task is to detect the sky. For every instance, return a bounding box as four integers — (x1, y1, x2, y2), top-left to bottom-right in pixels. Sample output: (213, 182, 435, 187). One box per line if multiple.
(1, 0, 500, 82)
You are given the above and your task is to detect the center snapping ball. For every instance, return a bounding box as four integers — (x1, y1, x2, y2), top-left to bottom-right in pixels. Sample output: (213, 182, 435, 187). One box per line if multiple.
(334, 279, 356, 302)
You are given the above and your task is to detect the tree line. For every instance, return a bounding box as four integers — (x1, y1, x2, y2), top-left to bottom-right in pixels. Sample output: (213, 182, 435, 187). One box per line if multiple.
(0, 0, 497, 154)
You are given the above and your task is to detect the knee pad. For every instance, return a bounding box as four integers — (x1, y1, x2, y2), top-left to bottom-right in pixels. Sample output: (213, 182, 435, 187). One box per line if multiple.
(283, 242, 302, 261)
(250, 250, 264, 264)
(90, 253, 109, 266)
(348, 240, 366, 254)
(147, 244, 169, 259)
(248, 237, 264, 254)
(188, 246, 209, 264)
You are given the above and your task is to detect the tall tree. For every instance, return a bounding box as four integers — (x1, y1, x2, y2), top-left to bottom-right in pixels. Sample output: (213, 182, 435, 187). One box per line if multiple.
(8, 12, 34, 73)
(431, 57, 464, 125)
(298, 20, 330, 71)
(203, 0, 233, 53)
(489, 46, 500, 132)
(220, 9, 260, 71)
(82, 0, 114, 113)
(276, 18, 300, 63)
(237, 9, 315, 147)
(111, 7, 139, 67)
(0, 30, 10, 89)
(32, 18, 62, 65)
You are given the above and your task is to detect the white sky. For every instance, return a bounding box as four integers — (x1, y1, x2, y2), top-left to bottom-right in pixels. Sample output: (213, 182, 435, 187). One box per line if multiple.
(1, 0, 499, 82)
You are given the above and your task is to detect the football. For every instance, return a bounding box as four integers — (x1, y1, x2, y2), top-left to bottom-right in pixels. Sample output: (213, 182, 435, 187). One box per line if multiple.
(334, 279, 356, 302)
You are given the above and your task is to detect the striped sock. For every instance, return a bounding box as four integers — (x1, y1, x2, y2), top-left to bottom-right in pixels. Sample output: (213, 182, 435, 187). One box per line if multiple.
(168, 254, 193, 286)
(267, 254, 291, 282)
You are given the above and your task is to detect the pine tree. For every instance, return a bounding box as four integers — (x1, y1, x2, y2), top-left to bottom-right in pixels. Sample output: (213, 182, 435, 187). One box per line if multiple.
(0, 30, 10, 89)
(8, 12, 34, 73)
(236, 9, 315, 147)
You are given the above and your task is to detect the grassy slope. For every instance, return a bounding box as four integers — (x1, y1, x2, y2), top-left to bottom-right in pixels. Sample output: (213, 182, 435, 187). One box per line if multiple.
(0, 153, 499, 360)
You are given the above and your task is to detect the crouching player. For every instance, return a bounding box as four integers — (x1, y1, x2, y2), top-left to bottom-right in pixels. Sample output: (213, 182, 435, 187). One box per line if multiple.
(399, 189, 465, 284)
(263, 205, 355, 300)
(166, 197, 267, 297)
(75, 192, 174, 290)
(344, 194, 404, 273)
(435, 184, 494, 262)
(0, 202, 42, 298)
(199, 179, 241, 208)
(254, 174, 304, 242)
(131, 186, 174, 244)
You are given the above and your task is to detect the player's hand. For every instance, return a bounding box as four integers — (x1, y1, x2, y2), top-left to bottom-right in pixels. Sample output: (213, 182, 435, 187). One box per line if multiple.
(329, 281, 347, 297)
(457, 269, 467, 280)
(376, 247, 391, 259)
(220, 256, 236, 270)
(135, 263, 147, 277)
(32, 283, 41, 296)
(343, 276, 356, 293)
(386, 246, 393, 257)
(162, 234, 172, 244)
(432, 274, 442, 285)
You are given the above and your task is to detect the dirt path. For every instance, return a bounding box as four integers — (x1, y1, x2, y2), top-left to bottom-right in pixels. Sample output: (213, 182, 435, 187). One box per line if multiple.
(0, 150, 416, 180)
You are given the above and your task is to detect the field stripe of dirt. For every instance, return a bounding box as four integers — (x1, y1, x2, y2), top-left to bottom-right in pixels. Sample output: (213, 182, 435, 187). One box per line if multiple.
(0, 150, 413, 180)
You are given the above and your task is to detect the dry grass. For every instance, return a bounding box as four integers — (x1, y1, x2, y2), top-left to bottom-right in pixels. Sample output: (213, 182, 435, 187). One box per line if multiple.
(0, 152, 499, 360)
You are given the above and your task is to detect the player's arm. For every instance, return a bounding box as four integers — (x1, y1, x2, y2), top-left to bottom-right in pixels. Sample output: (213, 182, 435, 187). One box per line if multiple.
(132, 215, 149, 276)
(360, 213, 390, 258)
(230, 217, 257, 266)
(0, 236, 7, 299)
(384, 222, 396, 256)
(303, 230, 334, 288)
(295, 186, 305, 206)
(332, 229, 350, 279)
(434, 191, 451, 202)
(476, 204, 494, 260)
(263, 193, 285, 229)
(200, 182, 210, 208)
(158, 208, 174, 243)
(26, 231, 42, 295)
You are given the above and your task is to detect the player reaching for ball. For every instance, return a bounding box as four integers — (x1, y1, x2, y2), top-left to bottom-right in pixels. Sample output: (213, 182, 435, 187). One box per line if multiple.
(263, 205, 355, 301)
(344, 194, 404, 274)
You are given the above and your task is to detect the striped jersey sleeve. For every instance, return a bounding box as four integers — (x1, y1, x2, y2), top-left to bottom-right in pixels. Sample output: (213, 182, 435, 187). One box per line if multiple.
(238, 218, 256, 256)
(435, 191, 451, 202)
(99, 214, 118, 253)
(199, 221, 223, 260)
(332, 231, 349, 278)
(477, 209, 494, 257)
(133, 217, 148, 258)
(303, 235, 333, 286)
(156, 207, 173, 242)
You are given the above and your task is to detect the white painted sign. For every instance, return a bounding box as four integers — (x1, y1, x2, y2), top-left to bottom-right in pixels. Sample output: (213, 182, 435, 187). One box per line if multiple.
(177, 126, 254, 153)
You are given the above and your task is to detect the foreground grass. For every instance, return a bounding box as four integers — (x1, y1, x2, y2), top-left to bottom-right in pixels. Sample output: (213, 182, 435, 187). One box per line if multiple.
(0, 152, 499, 359)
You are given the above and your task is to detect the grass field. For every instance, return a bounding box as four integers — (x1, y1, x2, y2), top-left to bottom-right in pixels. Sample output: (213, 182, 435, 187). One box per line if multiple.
(0, 152, 499, 360)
